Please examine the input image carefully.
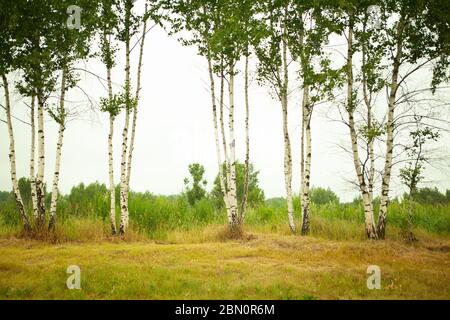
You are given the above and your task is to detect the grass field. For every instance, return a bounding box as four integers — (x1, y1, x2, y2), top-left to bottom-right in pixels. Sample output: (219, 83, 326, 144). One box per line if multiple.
(1, 185, 449, 299)
(0, 225, 449, 300)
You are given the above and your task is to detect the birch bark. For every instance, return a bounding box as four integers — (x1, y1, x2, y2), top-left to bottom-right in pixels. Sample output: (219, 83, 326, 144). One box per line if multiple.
(119, 2, 132, 235)
(240, 55, 250, 223)
(281, 31, 296, 233)
(126, 6, 148, 197)
(361, 37, 376, 203)
(207, 55, 231, 221)
(227, 67, 239, 229)
(2, 74, 31, 232)
(301, 86, 311, 235)
(377, 19, 405, 239)
(29, 95, 38, 220)
(219, 67, 231, 198)
(36, 91, 46, 228)
(346, 23, 378, 239)
(106, 40, 117, 235)
(48, 69, 67, 230)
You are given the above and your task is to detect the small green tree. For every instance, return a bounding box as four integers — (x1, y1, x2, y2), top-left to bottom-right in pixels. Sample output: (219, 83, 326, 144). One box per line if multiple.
(399, 122, 439, 241)
(310, 187, 340, 205)
(183, 163, 208, 206)
(211, 162, 264, 209)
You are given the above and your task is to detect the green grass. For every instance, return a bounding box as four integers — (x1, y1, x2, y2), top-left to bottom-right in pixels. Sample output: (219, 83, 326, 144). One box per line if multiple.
(1, 187, 450, 241)
(0, 186, 449, 299)
(0, 230, 449, 299)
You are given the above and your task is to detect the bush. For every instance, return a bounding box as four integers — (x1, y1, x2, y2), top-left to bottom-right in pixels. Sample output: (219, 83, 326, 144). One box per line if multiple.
(310, 187, 340, 205)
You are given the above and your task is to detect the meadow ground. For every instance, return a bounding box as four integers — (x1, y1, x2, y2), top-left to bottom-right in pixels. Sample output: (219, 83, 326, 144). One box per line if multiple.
(0, 225, 449, 300)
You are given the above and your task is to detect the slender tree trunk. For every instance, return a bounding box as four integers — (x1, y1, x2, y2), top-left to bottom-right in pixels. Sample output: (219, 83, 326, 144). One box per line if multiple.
(219, 67, 231, 198)
(377, 20, 404, 239)
(119, 2, 132, 235)
(106, 60, 117, 235)
(2, 74, 31, 233)
(126, 5, 148, 199)
(29, 95, 38, 220)
(36, 91, 46, 229)
(102, 29, 117, 235)
(407, 190, 416, 241)
(207, 55, 231, 220)
(240, 55, 250, 223)
(227, 66, 239, 230)
(361, 32, 375, 204)
(119, 86, 130, 236)
(48, 69, 67, 231)
(108, 114, 117, 235)
(368, 110, 375, 203)
(301, 86, 311, 235)
(346, 21, 377, 239)
(108, 89, 117, 236)
(281, 31, 296, 233)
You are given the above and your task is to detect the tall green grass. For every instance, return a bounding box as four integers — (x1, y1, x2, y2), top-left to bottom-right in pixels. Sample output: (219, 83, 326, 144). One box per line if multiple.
(0, 182, 449, 241)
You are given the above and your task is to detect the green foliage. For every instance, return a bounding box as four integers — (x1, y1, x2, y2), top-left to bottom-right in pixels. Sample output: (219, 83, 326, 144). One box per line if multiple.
(410, 187, 449, 205)
(1, 181, 449, 238)
(310, 187, 340, 205)
(400, 124, 440, 195)
(211, 162, 265, 209)
(183, 163, 208, 206)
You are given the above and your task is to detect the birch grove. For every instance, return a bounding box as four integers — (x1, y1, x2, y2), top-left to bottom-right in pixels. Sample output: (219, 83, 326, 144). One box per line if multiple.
(0, 0, 448, 240)
(338, 0, 449, 239)
(0, 0, 99, 233)
(164, 0, 256, 232)
(98, 0, 154, 236)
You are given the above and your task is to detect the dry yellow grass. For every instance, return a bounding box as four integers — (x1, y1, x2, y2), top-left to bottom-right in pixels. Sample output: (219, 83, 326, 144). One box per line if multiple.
(0, 229, 449, 299)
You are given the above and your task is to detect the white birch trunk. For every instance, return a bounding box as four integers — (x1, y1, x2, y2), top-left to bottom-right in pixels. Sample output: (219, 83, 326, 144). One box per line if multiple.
(48, 69, 67, 231)
(281, 25, 296, 233)
(126, 6, 148, 195)
(377, 20, 404, 239)
(207, 56, 231, 220)
(346, 23, 377, 239)
(106, 59, 117, 235)
(119, 4, 132, 235)
(102, 29, 118, 235)
(240, 55, 250, 223)
(301, 86, 311, 235)
(227, 67, 239, 230)
(2, 74, 31, 232)
(219, 69, 231, 200)
(29, 95, 38, 220)
(36, 92, 46, 228)
(108, 113, 117, 235)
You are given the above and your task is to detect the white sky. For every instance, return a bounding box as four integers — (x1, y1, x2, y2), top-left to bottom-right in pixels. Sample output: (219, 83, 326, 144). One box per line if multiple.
(1, 9, 450, 203)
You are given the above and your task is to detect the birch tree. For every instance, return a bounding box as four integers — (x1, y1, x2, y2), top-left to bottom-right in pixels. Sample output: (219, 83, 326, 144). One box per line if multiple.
(47, 0, 99, 231)
(400, 123, 439, 242)
(113, 0, 157, 235)
(0, 0, 56, 231)
(0, 2, 30, 232)
(165, 0, 255, 231)
(342, 5, 379, 239)
(338, 0, 449, 239)
(99, 0, 120, 235)
(375, 0, 449, 238)
(3, 0, 99, 232)
(1, 75, 32, 232)
(254, 0, 296, 233)
(288, 1, 339, 235)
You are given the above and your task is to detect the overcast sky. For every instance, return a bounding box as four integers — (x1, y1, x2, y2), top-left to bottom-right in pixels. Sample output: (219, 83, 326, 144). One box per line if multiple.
(1, 11, 449, 203)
